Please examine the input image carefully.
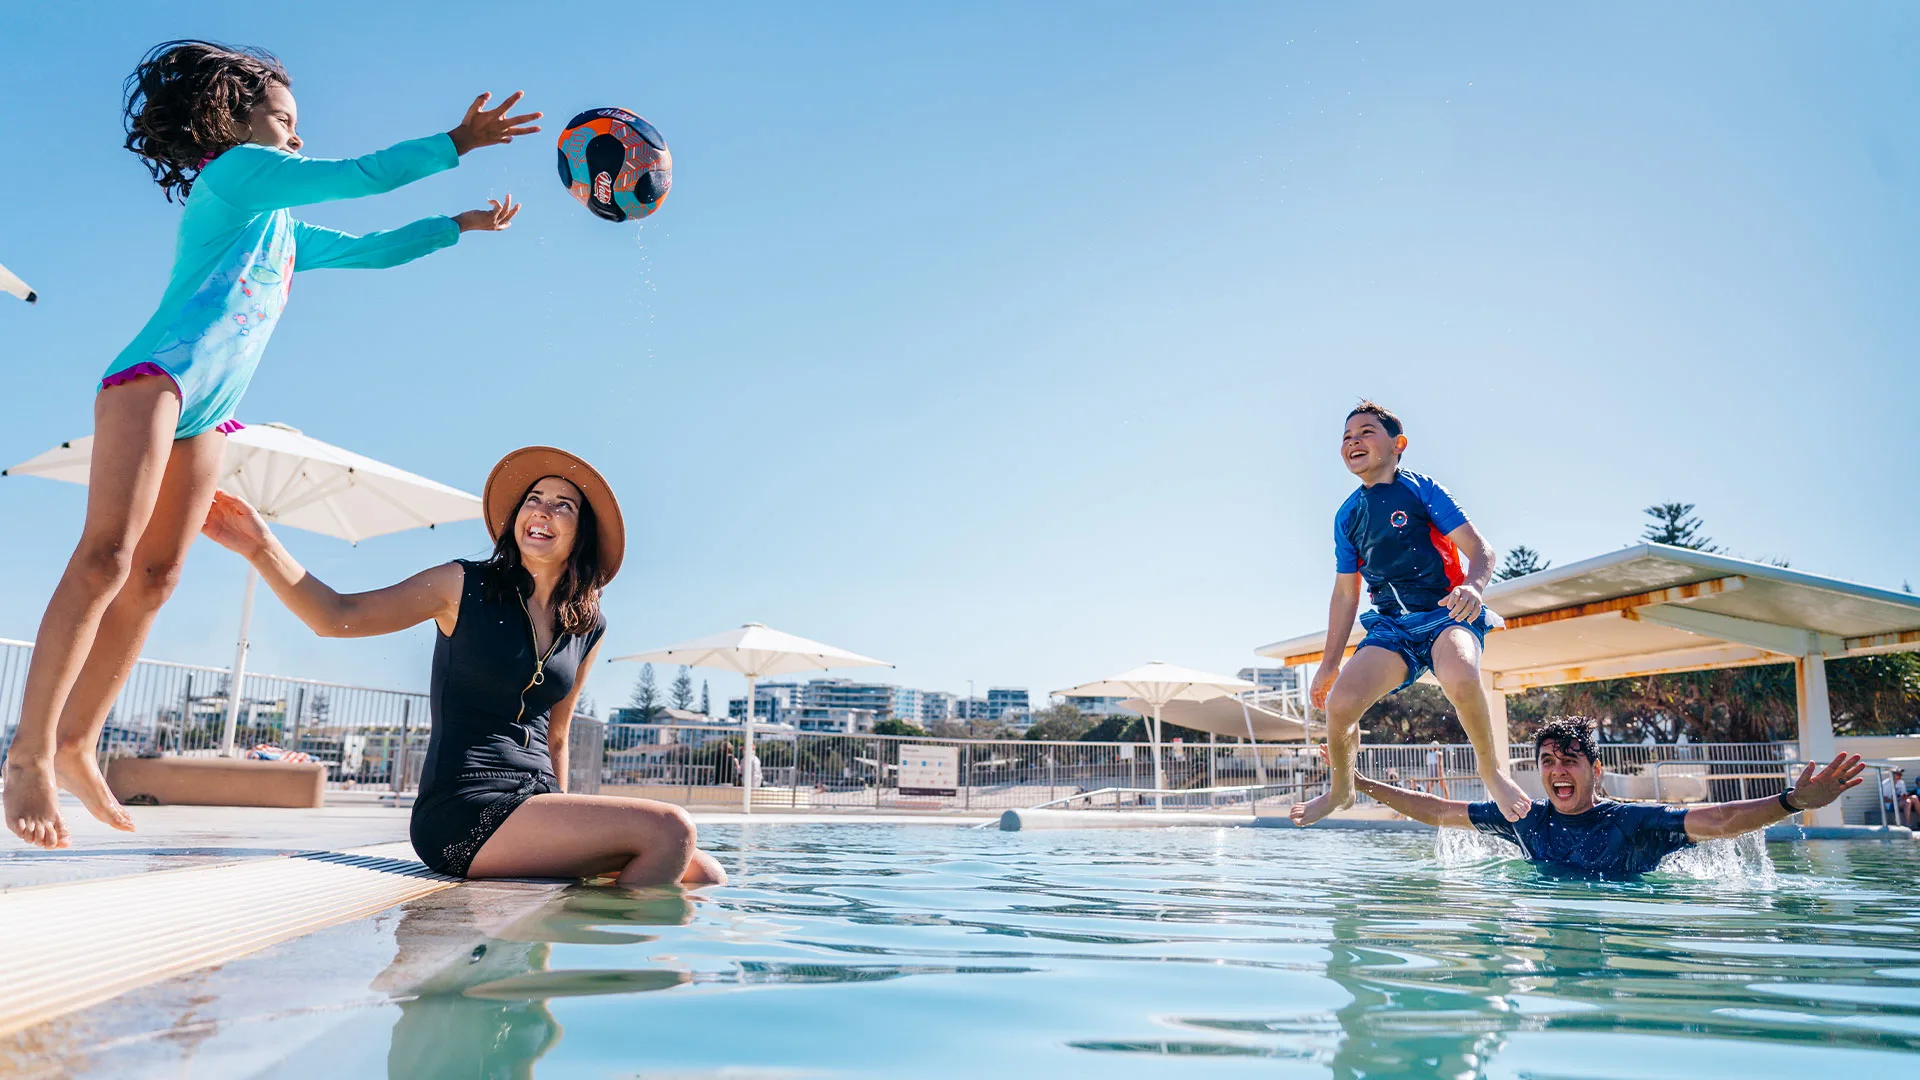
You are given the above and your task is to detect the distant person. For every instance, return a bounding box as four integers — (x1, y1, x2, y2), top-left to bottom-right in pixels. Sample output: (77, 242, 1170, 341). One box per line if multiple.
(717, 742, 739, 786)
(1352, 716, 1865, 879)
(201, 446, 725, 888)
(4, 38, 538, 850)
(1882, 767, 1915, 827)
(1293, 402, 1528, 827)
(1418, 741, 1452, 799)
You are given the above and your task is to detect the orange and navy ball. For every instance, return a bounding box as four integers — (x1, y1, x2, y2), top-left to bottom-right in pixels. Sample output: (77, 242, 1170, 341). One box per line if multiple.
(555, 108, 672, 222)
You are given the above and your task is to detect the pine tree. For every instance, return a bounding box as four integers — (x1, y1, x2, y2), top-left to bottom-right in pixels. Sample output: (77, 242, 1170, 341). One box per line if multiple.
(629, 663, 663, 721)
(700, 680, 711, 716)
(1642, 502, 1719, 551)
(1495, 545, 1551, 581)
(670, 665, 696, 711)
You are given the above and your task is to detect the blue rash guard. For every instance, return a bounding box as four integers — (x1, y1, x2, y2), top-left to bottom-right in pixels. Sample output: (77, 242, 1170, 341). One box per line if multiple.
(1333, 469, 1470, 617)
(103, 134, 462, 438)
(1468, 799, 1695, 879)
(1335, 469, 1499, 688)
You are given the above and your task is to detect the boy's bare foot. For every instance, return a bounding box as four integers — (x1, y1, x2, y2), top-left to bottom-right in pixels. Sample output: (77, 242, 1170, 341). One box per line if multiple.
(4, 757, 72, 849)
(1289, 790, 1351, 827)
(53, 745, 135, 832)
(1485, 770, 1533, 822)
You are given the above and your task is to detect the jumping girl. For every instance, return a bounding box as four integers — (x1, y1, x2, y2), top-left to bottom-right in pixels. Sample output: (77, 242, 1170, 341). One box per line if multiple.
(4, 40, 541, 849)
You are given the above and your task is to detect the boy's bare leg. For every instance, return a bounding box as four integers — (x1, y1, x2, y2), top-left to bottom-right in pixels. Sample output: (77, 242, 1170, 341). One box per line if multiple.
(1291, 648, 1406, 826)
(1431, 627, 1530, 822)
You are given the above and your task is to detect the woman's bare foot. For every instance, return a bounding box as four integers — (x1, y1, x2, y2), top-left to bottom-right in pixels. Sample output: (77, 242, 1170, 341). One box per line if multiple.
(53, 745, 135, 832)
(4, 757, 72, 849)
(681, 848, 727, 887)
(1485, 770, 1533, 822)
(1289, 789, 1351, 828)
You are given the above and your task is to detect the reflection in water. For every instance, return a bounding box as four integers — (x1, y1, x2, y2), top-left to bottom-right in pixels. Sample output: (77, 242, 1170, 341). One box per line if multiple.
(375, 885, 697, 1079)
(313, 825, 1920, 1077)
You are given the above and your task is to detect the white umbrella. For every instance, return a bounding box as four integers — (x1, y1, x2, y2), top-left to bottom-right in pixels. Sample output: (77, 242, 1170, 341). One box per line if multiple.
(0, 262, 34, 304)
(1118, 696, 1307, 742)
(612, 624, 891, 813)
(1056, 662, 1256, 806)
(6, 422, 480, 754)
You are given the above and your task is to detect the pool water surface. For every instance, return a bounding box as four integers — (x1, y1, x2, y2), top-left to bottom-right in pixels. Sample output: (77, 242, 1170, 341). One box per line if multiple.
(50, 823, 1920, 1077)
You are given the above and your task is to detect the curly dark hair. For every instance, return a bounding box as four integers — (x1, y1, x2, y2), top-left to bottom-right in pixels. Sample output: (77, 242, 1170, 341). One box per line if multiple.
(482, 478, 605, 637)
(123, 40, 289, 202)
(1534, 716, 1600, 764)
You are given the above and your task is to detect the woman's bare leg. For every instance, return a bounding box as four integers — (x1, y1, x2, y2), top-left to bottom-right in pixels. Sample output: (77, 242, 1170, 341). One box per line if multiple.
(466, 793, 727, 887)
(54, 428, 226, 830)
(4, 379, 180, 849)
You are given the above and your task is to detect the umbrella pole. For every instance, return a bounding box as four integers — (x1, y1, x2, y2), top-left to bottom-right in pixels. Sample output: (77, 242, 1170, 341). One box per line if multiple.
(219, 567, 258, 758)
(1150, 703, 1164, 810)
(1240, 698, 1267, 819)
(742, 673, 757, 815)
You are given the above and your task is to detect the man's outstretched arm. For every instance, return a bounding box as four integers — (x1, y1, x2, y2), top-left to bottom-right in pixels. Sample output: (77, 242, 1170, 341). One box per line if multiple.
(1683, 754, 1866, 841)
(1354, 772, 1475, 828)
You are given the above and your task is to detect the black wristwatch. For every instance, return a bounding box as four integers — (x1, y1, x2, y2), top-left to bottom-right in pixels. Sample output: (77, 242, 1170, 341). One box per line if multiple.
(1778, 788, 1800, 812)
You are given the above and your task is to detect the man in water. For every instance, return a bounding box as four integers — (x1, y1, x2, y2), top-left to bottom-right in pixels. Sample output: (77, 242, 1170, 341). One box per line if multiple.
(1350, 716, 1867, 879)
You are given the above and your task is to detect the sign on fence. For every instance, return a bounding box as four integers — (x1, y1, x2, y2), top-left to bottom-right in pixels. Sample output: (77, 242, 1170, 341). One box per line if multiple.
(898, 744, 958, 796)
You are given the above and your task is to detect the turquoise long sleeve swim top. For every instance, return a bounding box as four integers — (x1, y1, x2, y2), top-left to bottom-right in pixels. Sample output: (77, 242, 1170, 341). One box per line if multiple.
(104, 132, 462, 438)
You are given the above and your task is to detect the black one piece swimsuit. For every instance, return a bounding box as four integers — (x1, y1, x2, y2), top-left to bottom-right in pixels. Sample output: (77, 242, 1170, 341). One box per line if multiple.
(410, 560, 605, 876)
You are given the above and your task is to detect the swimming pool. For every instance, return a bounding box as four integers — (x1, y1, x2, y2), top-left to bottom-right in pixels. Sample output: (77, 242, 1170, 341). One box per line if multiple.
(39, 823, 1920, 1077)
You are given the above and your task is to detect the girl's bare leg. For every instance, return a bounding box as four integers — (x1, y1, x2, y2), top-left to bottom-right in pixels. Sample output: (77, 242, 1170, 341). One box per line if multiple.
(467, 793, 727, 888)
(54, 428, 226, 830)
(4, 378, 180, 849)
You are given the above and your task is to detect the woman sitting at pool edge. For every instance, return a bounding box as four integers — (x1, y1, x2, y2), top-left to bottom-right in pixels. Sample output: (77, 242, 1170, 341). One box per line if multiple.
(200, 446, 725, 887)
(1349, 716, 1864, 879)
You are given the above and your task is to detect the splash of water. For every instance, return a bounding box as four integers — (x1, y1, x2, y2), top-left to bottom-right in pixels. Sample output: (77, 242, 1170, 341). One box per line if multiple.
(1433, 827, 1517, 867)
(1433, 825, 1777, 888)
(1657, 830, 1777, 889)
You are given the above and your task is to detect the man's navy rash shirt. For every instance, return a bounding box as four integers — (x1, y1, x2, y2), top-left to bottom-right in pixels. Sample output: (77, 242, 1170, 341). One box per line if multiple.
(1467, 799, 1695, 878)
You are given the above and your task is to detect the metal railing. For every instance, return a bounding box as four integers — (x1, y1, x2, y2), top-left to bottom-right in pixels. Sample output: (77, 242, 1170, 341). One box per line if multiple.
(0, 638, 432, 792)
(595, 725, 1803, 815)
(1019, 782, 1310, 813)
(0, 635, 1810, 811)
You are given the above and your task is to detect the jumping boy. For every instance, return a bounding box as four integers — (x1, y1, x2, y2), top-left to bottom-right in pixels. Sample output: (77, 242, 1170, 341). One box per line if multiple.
(1291, 402, 1532, 827)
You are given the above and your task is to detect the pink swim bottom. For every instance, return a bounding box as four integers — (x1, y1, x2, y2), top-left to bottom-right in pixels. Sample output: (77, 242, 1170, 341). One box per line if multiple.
(99, 363, 245, 435)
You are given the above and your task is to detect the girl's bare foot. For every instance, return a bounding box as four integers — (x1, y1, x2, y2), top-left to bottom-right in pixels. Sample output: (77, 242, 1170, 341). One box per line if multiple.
(53, 745, 135, 832)
(4, 757, 72, 849)
(1485, 770, 1533, 822)
(1289, 789, 1351, 828)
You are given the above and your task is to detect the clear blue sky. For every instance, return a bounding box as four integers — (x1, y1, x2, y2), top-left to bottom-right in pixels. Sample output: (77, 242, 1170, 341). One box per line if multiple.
(2, 2, 1916, 713)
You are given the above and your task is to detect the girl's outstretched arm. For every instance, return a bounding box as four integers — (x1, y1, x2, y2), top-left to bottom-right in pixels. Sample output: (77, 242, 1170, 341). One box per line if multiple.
(203, 134, 461, 213)
(292, 196, 521, 271)
(204, 92, 540, 213)
(292, 217, 458, 271)
(201, 491, 462, 637)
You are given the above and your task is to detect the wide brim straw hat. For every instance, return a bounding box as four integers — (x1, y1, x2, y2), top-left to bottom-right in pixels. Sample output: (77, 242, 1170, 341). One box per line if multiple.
(482, 446, 626, 583)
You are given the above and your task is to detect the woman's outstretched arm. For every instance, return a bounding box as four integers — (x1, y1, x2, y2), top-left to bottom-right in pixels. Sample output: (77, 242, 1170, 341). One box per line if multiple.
(201, 490, 462, 637)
